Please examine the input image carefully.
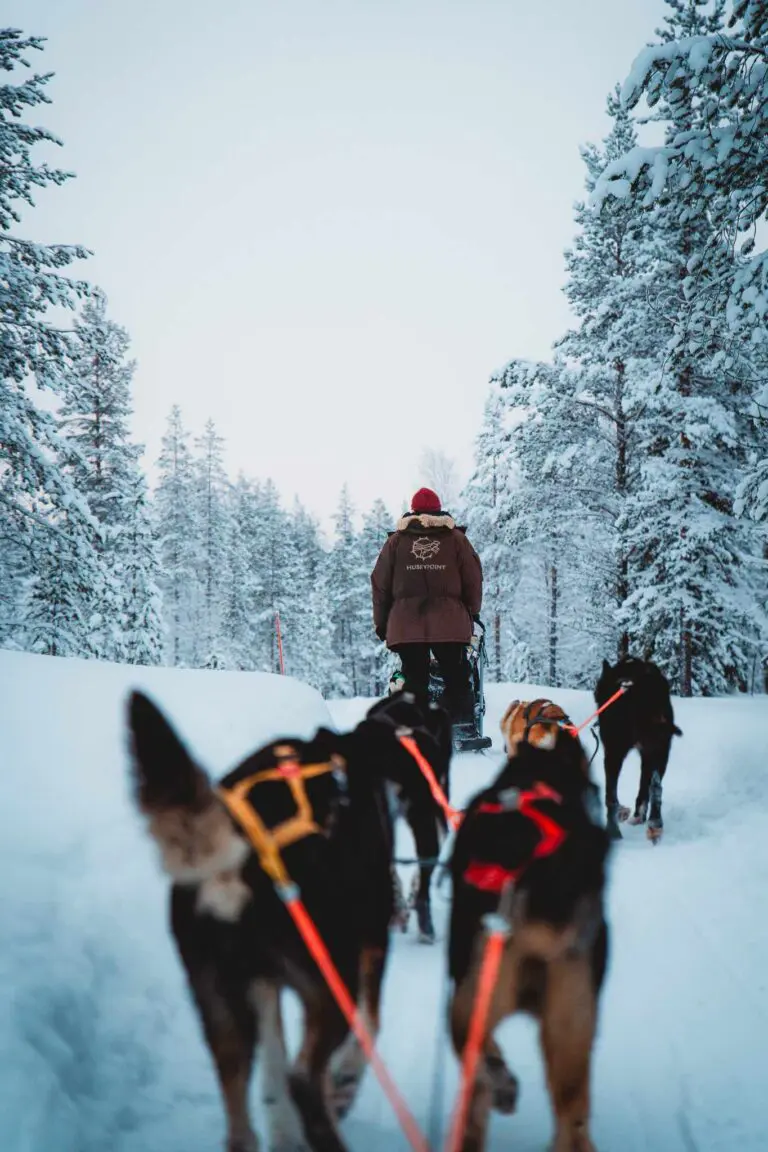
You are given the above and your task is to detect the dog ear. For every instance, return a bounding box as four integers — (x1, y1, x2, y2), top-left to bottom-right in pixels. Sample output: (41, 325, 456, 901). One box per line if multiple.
(127, 691, 211, 814)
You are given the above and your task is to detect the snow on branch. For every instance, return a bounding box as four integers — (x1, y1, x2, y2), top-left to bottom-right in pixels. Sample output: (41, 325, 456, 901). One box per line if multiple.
(591, 146, 671, 209)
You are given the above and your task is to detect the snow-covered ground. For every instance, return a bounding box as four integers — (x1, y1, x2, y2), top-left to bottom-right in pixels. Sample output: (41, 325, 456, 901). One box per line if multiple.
(2, 653, 767, 1151)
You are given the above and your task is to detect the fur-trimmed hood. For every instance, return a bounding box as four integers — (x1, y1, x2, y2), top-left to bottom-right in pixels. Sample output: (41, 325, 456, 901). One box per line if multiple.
(395, 511, 460, 533)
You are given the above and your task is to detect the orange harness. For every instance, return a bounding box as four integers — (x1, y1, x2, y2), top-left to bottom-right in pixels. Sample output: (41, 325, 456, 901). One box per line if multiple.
(215, 744, 339, 887)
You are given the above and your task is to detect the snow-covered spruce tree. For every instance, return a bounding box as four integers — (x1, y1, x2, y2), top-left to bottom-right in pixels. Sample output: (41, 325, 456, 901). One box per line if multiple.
(154, 406, 201, 666)
(593, 0, 766, 693)
(594, 0, 768, 518)
(218, 475, 261, 670)
(22, 493, 106, 657)
(558, 86, 672, 660)
(246, 479, 295, 673)
(193, 419, 230, 664)
(0, 474, 29, 647)
(0, 29, 101, 654)
(327, 486, 369, 696)
(461, 381, 528, 681)
(493, 360, 615, 688)
(282, 500, 343, 694)
(56, 292, 154, 660)
(359, 498, 397, 695)
(120, 469, 164, 665)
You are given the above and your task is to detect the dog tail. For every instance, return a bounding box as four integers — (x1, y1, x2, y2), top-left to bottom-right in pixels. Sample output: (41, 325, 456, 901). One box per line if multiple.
(127, 691, 249, 884)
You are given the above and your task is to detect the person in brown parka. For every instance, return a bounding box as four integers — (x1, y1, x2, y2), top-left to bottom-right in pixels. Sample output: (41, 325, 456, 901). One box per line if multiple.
(370, 487, 483, 721)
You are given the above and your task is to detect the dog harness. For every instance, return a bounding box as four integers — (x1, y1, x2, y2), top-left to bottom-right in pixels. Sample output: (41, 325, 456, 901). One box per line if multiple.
(216, 743, 343, 887)
(520, 699, 575, 740)
(463, 782, 568, 894)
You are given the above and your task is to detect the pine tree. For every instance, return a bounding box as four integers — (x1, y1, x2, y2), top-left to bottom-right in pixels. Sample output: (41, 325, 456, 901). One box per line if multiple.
(558, 86, 669, 659)
(487, 360, 613, 688)
(247, 480, 294, 673)
(359, 498, 397, 695)
(0, 29, 97, 654)
(120, 470, 164, 665)
(0, 29, 92, 506)
(328, 486, 368, 696)
(219, 475, 261, 670)
(593, 0, 766, 693)
(154, 406, 201, 666)
(283, 499, 342, 694)
(0, 474, 30, 648)
(461, 383, 526, 681)
(194, 419, 230, 664)
(594, 0, 768, 520)
(56, 292, 152, 660)
(22, 494, 106, 658)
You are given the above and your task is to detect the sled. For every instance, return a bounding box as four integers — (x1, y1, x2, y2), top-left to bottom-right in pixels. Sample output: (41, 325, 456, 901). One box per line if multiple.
(389, 620, 493, 753)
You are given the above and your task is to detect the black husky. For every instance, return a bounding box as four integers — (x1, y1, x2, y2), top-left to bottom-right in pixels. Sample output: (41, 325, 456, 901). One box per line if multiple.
(358, 692, 454, 944)
(595, 656, 682, 843)
(126, 690, 449, 1152)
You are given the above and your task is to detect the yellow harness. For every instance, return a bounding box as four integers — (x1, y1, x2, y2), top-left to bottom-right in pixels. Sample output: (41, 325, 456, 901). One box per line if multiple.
(215, 743, 341, 888)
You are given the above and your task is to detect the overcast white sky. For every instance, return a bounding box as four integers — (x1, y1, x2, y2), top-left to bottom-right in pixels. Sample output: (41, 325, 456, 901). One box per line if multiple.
(12, 0, 666, 529)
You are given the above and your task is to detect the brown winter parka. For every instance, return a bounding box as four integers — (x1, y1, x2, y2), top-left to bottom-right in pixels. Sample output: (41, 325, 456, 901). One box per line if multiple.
(370, 512, 483, 647)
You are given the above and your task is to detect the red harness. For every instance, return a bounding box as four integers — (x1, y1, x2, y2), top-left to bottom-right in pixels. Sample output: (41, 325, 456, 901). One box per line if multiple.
(463, 782, 567, 893)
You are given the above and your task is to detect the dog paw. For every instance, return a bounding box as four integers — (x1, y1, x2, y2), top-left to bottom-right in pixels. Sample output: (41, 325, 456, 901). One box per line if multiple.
(647, 823, 663, 844)
(617, 805, 631, 822)
(607, 822, 623, 841)
(627, 813, 646, 825)
(228, 1135, 259, 1152)
(268, 1137, 312, 1152)
(390, 910, 410, 932)
(549, 1125, 596, 1152)
(330, 1070, 360, 1120)
(486, 1056, 519, 1115)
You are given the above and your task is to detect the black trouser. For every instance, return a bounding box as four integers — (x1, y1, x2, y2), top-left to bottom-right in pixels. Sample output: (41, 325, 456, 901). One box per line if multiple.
(393, 643, 472, 723)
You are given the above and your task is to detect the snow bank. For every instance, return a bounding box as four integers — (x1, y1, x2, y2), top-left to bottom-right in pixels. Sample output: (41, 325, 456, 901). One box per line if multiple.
(0, 651, 332, 1152)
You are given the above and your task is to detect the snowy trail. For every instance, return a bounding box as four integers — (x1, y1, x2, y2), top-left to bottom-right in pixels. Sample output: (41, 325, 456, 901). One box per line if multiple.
(328, 688, 768, 1152)
(2, 655, 767, 1152)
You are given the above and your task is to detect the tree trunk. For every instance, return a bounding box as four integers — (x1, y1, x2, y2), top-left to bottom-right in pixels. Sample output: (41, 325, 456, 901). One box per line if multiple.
(615, 360, 630, 658)
(548, 563, 558, 688)
(677, 603, 693, 696)
(493, 609, 501, 681)
(682, 625, 693, 697)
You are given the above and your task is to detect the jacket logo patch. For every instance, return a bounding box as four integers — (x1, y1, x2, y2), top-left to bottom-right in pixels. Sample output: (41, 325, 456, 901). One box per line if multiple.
(411, 537, 440, 561)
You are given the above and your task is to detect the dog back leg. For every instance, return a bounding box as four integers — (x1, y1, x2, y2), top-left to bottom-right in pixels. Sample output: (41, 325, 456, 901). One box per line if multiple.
(250, 980, 310, 1152)
(188, 967, 260, 1152)
(448, 941, 518, 1151)
(404, 807, 439, 944)
(602, 746, 629, 839)
(329, 945, 387, 1120)
(289, 987, 349, 1152)
(628, 748, 654, 827)
(645, 742, 671, 843)
(540, 957, 598, 1152)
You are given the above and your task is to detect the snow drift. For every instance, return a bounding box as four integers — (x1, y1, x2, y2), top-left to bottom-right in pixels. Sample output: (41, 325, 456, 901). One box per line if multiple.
(0, 650, 332, 1152)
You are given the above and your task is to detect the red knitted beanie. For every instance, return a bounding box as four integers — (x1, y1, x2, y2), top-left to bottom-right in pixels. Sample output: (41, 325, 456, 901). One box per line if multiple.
(411, 487, 441, 513)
